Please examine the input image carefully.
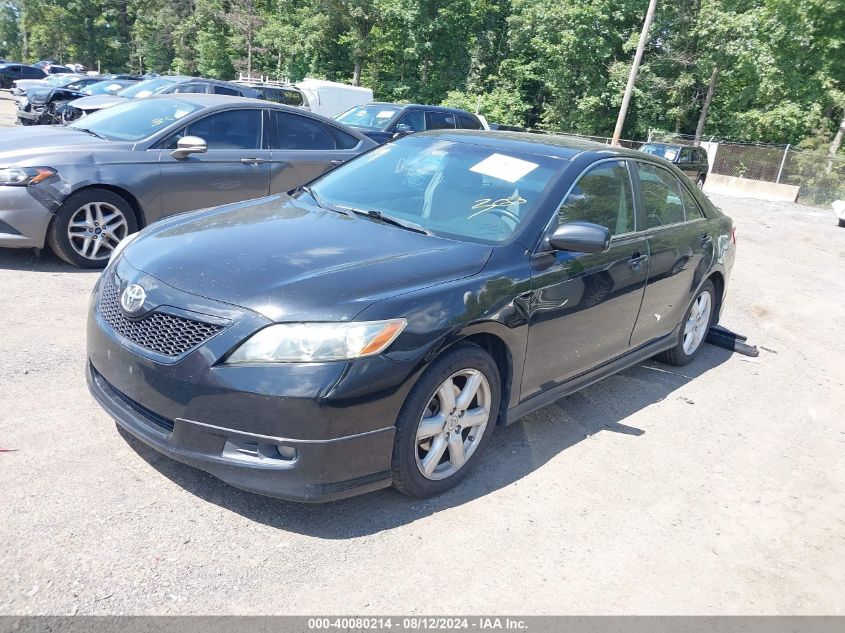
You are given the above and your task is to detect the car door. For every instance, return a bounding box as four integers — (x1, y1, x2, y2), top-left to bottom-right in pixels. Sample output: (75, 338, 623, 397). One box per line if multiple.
(392, 109, 426, 135)
(268, 110, 362, 194)
(157, 107, 272, 217)
(521, 159, 649, 399)
(628, 161, 715, 348)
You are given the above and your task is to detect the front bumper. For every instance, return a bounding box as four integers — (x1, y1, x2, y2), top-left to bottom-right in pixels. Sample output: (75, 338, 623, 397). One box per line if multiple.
(0, 185, 55, 249)
(16, 105, 45, 122)
(86, 259, 422, 501)
(87, 362, 395, 501)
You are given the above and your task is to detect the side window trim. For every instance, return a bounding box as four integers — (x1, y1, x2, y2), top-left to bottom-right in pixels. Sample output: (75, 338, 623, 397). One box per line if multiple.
(631, 159, 705, 231)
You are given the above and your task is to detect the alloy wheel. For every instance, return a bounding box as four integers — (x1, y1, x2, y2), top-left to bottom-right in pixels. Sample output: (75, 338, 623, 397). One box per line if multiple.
(67, 202, 129, 261)
(682, 290, 711, 355)
(414, 369, 492, 481)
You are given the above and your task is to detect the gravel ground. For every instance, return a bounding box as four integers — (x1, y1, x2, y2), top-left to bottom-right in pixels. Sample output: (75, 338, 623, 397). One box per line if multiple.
(1, 93, 844, 615)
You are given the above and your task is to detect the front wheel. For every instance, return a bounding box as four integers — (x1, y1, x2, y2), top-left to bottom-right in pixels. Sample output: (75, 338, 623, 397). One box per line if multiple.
(47, 188, 138, 268)
(696, 175, 706, 190)
(391, 343, 500, 497)
(657, 279, 715, 366)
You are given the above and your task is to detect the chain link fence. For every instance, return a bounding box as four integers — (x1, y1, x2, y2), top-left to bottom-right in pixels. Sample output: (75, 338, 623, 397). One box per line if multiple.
(516, 126, 844, 206)
(649, 131, 845, 207)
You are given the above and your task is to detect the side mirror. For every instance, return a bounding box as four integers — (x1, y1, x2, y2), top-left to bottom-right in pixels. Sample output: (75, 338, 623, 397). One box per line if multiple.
(393, 123, 414, 137)
(549, 221, 611, 253)
(170, 135, 207, 160)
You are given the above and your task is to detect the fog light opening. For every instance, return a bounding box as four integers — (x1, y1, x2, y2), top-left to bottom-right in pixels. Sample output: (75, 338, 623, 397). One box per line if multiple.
(276, 444, 297, 462)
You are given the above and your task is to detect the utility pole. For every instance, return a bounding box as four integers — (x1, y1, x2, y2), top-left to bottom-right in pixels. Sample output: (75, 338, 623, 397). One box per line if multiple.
(611, 0, 658, 146)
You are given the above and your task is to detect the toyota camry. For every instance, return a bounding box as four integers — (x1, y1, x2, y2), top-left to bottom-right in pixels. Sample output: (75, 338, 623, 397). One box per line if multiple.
(86, 131, 735, 501)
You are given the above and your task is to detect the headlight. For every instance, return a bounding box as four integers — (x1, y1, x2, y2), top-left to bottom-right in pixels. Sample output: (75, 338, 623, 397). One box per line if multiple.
(0, 167, 56, 186)
(226, 319, 407, 363)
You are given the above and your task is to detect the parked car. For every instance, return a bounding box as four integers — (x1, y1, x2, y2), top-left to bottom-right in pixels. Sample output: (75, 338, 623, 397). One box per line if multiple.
(0, 94, 375, 267)
(640, 142, 710, 189)
(0, 64, 46, 89)
(233, 78, 307, 107)
(84, 130, 736, 502)
(62, 76, 260, 122)
(335, 103, 487, 144)
(16, 76, 136, 125)
(12, 72, 90, 97)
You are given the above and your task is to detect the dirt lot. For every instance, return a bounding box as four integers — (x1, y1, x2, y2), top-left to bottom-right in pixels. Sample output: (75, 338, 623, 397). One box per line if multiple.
(0, 92, 844, 615)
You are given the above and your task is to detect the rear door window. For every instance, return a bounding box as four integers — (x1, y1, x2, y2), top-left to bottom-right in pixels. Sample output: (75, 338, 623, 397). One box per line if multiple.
(679, 184, 706, 220)
(283, 90, 304, 106)
(172, 82, 210, 94)
(426, 111, 457, 130)
(328, 126, 360, 149)
(214, 85, 241, 96)
(457, 114, 482, 130)
(274, 111, 334, 149)
(636, 163, 686, 227)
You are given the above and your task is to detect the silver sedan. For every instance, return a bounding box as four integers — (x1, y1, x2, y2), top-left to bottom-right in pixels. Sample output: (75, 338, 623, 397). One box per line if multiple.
(0, 94, 376, 267)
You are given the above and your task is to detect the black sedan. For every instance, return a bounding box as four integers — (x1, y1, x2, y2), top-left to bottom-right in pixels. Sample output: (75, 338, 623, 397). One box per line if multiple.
(86, 131, 736, 501)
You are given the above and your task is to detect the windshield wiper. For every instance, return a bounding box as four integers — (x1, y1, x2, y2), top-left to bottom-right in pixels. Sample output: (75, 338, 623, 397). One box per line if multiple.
(295, 185, 352, 216)
(73, 127, 106, 140)
(341, 206, 432, 236)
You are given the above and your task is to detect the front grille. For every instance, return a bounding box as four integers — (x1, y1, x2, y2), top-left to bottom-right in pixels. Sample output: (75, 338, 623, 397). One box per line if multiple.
(99, 273, 224, 357)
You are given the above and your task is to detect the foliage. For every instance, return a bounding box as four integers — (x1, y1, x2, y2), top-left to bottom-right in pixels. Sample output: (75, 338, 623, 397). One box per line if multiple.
(0, 0, 843, 149)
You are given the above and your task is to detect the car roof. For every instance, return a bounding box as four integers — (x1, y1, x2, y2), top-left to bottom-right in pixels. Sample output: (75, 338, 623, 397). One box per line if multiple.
(142, 93, 345, 120)
(416, 129, 651, 161)
(365, 102, 478, 116)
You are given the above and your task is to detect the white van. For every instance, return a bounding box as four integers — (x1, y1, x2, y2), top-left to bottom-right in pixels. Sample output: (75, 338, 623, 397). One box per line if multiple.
(295, 78, 373, 118)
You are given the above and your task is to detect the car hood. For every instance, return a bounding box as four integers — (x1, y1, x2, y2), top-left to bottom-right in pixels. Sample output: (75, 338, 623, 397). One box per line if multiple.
(0, 125, 121, 161)
(14, 80, 45, 91)
(122, 195, 492, 322)
(68, 94, 128, 111)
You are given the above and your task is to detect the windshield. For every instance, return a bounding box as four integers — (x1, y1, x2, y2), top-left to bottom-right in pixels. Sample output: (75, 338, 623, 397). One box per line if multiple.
(640, 144, 680, 161)
(68, 97, 202, 142)
(307, 136, 561, 245)
(83, 80, 132, 95)
(118, 77, 177, 99)
(335, 104, 401, 130)
(45, 74, 79, 86)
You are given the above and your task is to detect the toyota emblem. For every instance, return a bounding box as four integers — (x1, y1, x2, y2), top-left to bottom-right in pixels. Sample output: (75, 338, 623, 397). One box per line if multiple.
(120, 284, 147, 313)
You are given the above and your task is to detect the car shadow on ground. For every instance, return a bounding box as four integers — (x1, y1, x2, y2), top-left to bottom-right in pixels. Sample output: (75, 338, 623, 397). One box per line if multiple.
(121, 343, 734, 538)
(0, 247, 100, 273)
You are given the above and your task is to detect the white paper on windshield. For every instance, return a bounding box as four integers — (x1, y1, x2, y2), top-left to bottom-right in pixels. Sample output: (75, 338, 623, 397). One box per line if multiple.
(664, 148, 678, 161)
(470, 153, 539, 183)
(376, 110, 395, 118)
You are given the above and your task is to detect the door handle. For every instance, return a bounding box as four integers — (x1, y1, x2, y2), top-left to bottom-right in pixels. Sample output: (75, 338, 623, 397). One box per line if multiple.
(629, 252, 649, 267)
(241, 158, 268, 165)
(330, 159, 345, 166)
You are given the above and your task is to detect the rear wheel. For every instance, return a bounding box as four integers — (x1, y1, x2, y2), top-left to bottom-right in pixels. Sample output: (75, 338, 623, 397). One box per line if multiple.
(391, 343, 500, 497)
(47, 188, 137, 268)
(696, 175, 706, 190)
(657, 279, 715, 366)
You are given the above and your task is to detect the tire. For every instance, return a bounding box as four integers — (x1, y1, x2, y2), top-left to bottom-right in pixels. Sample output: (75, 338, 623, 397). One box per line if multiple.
(657, 279, 715, 366)
(696, 175, 706, 190)
(47, 188, 138, 268)
(391, 342, 501, 498)
(838, 218, 845, 228)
